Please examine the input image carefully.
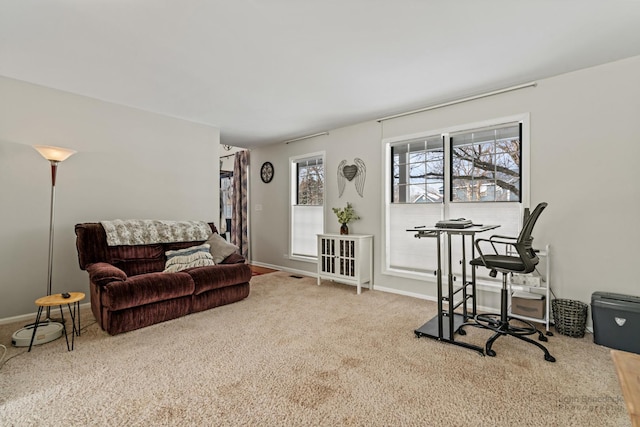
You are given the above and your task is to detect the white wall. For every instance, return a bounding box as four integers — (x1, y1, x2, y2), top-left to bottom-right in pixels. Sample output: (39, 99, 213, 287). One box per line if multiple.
(250, 55, 640, 309)
(0, 76, 220, 320)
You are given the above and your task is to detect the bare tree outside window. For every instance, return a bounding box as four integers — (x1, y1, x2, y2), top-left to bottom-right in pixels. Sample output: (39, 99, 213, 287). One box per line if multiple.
(391, 124, 521, 204)
(451, 124, 521, 202)
(297, 159, 324, 205)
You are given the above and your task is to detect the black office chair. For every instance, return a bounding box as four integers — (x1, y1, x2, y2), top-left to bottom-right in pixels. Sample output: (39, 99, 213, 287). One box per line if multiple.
(467, 202, 555, 362)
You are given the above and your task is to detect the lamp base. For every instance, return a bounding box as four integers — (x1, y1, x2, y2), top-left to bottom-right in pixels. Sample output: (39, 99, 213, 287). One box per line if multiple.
(11, 321, 63, 347)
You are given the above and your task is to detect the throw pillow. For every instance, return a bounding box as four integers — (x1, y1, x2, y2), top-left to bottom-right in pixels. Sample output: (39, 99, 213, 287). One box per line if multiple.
(206, 233, 239, 263)
(164, 243, 215, 273)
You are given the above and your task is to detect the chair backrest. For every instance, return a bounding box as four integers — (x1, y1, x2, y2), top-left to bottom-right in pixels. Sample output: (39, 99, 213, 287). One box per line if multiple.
(514, 202, 547, 273)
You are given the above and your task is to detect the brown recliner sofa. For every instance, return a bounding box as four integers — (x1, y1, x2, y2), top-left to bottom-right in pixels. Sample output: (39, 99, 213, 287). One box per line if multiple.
(75, 222, 251, 335)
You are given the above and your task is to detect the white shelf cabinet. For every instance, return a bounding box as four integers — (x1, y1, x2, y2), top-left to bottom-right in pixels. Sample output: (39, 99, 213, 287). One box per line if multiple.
(317, 233, 373, 294)
(507, 244, 553, 334)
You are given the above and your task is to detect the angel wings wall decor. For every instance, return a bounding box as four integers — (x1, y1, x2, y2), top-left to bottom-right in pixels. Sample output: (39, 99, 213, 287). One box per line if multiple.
(338, 158, 366, 197)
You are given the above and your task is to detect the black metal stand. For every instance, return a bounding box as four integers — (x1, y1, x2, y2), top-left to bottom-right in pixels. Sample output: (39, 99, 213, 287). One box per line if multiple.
(409, 225, 499, 357)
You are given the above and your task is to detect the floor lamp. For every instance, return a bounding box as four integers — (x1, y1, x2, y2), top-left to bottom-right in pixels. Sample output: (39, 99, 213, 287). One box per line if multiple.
(12, 145, 77, 347)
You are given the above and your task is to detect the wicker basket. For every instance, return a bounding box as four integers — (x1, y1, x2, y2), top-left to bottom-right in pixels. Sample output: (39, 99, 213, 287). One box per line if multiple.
(552, 299, 588, 338)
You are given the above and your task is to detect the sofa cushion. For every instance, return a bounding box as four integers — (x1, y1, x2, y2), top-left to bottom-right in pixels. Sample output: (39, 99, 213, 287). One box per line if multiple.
(206, 233, 239, 263)
(164, 244, 215, 273)
(102, 272, 195, 311)
(108, 245, 164, 262)
(187, 263, 252, 295)
(116, 260, 167, 277)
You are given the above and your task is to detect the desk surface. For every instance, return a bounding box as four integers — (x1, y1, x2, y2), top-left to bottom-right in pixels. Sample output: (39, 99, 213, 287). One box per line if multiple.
(407, 224, 500, 234)
(611, 349, 640, 427)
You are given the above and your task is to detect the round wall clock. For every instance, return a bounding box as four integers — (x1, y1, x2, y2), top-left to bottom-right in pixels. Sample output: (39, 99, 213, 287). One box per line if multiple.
(260, 161, 274, 183)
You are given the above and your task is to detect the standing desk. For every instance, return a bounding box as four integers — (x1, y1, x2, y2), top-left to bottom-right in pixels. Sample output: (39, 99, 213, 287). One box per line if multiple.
(407, 224, 499, 356)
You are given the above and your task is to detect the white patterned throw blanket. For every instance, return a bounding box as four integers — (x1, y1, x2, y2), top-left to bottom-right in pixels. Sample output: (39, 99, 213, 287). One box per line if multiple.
(101, 220, 212, 246)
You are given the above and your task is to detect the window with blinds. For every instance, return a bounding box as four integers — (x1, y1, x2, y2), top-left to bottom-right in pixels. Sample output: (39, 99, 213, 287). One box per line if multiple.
(290, 152, 325, 259)
(384, 117, 528, 280)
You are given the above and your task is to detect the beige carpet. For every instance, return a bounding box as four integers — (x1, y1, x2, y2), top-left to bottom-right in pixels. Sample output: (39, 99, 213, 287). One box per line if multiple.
(0, 272, 629, 426)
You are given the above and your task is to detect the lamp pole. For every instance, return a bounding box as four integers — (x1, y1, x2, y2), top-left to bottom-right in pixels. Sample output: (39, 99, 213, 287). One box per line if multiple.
(11, 145, 76, 348)
(45, 160, 59, 319)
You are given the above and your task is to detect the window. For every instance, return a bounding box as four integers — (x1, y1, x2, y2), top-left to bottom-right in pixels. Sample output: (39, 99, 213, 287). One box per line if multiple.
(290, 152, 325, 259)
(384, 116, 528, 280)
(451, 124, 521, 202)
(392, 135, 444, 203)
(297, 157, 324, 205)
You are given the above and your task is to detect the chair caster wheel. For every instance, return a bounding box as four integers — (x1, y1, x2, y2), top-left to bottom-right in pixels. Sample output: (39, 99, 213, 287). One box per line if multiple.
(545, 354, 556, 362)
(546, 331, 554, 336)
(458, 329, 466, 336)
(539, 335, 548, 342)
(486, 349, 496, 357)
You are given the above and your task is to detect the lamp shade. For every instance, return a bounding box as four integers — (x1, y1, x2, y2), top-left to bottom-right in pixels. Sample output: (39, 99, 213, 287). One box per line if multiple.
(33, 145, 77, 162)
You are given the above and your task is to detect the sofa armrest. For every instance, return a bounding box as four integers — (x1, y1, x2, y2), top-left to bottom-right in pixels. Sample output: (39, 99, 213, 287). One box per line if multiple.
(220, 253, 246, 264)
(86, 262, 128, 286)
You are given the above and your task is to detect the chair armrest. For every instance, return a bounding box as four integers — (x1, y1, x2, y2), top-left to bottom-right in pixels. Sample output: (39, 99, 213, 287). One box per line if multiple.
(474, 236, 519, 265)
(489, 234, 517, 241)
(485, 234, 518, 254)
(86, 262, 128, 286)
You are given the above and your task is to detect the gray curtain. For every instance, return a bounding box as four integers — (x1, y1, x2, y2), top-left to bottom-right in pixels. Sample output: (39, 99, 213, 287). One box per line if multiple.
(231, 150, 249, 259)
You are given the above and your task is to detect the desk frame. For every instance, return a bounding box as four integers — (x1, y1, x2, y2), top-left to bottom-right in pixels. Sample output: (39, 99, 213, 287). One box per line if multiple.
(409, 225, 499, 356)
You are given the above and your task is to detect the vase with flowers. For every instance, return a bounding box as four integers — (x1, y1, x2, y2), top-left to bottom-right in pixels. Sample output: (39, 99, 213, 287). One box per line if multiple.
(332, 202, 360, 235)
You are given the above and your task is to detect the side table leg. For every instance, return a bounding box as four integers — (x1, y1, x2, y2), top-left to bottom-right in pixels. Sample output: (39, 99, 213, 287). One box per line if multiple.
(28, 307, 44, 352)
(66, 301, 81, 350)
(58, 305, 70, 351)
(77, 301, 81, 336)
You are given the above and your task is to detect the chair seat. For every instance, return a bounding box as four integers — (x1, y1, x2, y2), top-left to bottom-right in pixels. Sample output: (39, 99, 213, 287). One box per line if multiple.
(470, 255, 527, 273)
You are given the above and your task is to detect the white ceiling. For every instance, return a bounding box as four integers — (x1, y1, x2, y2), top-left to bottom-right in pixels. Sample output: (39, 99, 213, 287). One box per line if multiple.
(2, 1, 640, 148)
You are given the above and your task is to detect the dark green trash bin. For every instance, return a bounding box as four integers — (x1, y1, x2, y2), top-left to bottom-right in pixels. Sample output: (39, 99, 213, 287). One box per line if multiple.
(592, 292, 640, 354)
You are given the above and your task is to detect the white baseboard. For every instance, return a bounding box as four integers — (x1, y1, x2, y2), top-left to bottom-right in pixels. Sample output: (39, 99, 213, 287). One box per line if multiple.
(0, 302, 91, 326)
(249, 260, 314, 278)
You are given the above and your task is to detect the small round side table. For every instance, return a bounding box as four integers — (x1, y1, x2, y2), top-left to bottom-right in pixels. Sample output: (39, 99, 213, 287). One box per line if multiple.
(29, 292, 85, 352)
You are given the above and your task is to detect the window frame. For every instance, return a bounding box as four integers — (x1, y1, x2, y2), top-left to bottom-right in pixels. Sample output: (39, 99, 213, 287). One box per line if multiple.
(382, 114, 530, 282)
(289, 151, 326, 262)
(449, 123, 522, 203)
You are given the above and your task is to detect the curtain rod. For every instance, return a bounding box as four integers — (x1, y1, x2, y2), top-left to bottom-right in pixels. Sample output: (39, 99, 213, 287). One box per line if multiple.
(283, 132, 329, 144)
(377, 81, 537, 122)
(220, 153, 235, 159)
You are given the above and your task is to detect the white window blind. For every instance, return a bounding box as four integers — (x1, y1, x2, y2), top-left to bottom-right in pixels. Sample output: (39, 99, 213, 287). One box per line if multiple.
(388, 203, 441, 274)
(291, 205, 323, 257)
(446, 202, 522, 280)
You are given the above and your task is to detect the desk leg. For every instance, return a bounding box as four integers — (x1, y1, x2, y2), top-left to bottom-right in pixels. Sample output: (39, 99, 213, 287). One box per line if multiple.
(471, 236, 477, 317)
(461, 235, 468, 320)
(436, 232, 443, 339)
(447, 232, 455, 340)
(28, 307, 44, 352)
